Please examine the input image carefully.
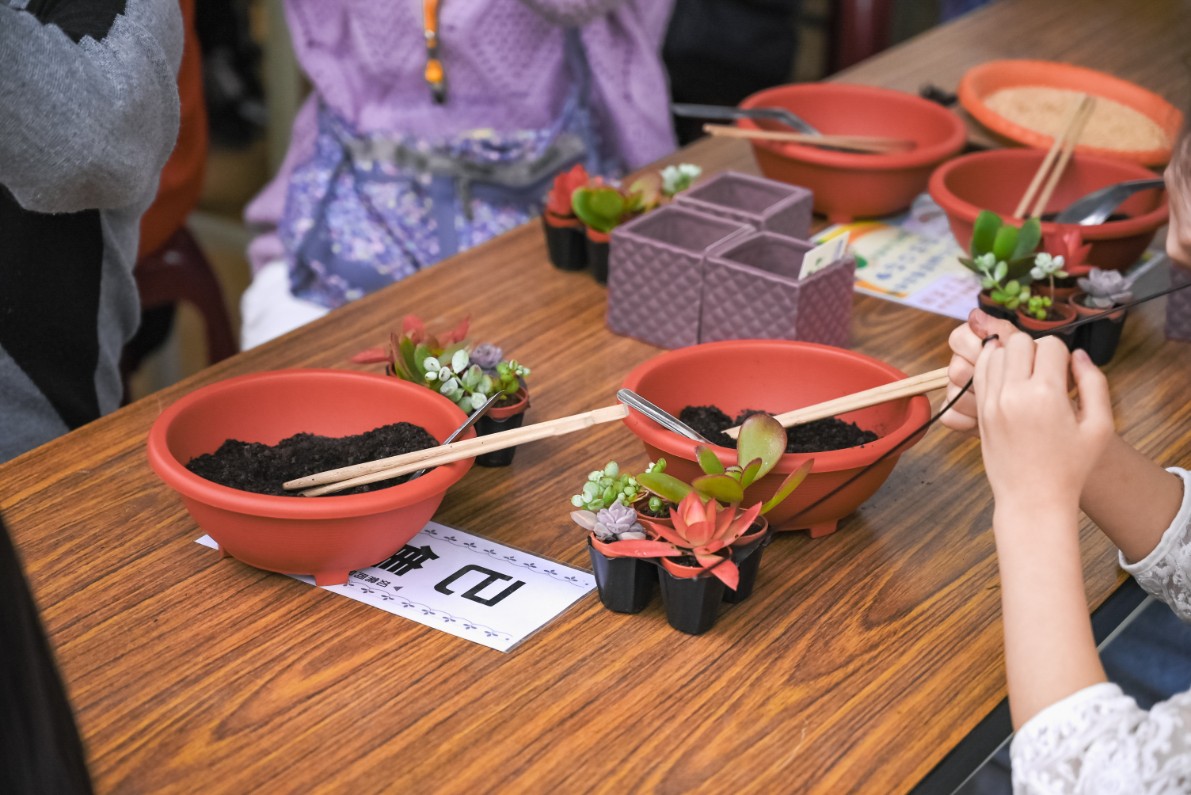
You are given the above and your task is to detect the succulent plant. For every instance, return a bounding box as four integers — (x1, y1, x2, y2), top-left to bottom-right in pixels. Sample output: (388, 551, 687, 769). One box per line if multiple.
(350, 314, 529, 412)
(570, 501, 648, 542)
(570, 163, 700, 234)
(959, 210, 1043, 279)
(545, 164, 589, 218)
(1022, 293, 1055, 321)
(636, 413, 813, 516)
(1077, 267, 1136, 309)
(602, 493, 765, 589)
(570, 460, 645, 512)
(660, 163, 702, 196)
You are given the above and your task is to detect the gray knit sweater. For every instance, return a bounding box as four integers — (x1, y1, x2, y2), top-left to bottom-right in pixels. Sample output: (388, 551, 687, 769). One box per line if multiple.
(0, 0, 181, 462)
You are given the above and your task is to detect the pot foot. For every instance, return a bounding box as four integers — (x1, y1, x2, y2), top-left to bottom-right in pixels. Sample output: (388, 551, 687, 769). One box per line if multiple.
(807, 521, 839, 539)
(314, 570, 350, 586)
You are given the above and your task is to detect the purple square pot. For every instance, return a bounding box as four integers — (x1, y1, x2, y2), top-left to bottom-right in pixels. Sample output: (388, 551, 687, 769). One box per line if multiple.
(700, 231, 856, 347)
(605, 205, 751, 349)
(676, 170, 814, 240)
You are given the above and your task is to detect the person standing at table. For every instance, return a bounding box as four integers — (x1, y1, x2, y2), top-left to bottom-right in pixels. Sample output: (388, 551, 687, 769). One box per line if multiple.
(941, 127, 1191, 791)
(240, 0, 677, 349)
(0, 0, 182, 463)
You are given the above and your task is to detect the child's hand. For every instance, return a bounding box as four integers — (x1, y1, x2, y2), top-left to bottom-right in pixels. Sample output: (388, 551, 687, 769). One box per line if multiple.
(941, 308, 1024, 434)
(974, 334, 1115, 509)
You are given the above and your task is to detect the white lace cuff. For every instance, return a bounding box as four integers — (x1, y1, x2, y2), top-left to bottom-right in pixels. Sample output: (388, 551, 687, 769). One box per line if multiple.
(1117, 468, 1191, 621)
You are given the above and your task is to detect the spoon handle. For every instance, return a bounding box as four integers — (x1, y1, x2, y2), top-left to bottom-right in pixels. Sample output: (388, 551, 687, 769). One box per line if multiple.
(616, 389, 711, 444)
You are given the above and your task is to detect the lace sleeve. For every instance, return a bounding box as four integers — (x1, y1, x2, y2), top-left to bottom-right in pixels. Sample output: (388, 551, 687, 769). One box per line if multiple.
(1010, 684, 1191, 793)
(1119, 468, 1191, 621)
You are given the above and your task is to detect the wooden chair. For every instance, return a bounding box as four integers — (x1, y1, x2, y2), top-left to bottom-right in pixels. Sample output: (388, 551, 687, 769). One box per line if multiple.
(827, 0, 895, 73)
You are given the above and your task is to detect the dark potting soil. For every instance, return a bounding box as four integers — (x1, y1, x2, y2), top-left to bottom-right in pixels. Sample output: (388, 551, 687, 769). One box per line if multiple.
(679, 405, 878, 454)
(185, 422, 439, 497)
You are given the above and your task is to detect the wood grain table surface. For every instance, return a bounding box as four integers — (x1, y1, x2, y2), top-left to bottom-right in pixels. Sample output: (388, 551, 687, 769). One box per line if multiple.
(4, 0, 1190, 792)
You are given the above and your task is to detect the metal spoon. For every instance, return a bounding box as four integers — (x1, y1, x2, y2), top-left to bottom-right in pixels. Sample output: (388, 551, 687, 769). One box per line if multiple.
(1053, 178, 1166, 225)
(616, 388, 712, 444)
(408, 391, 503, 480)
(671, 102, 821, 136)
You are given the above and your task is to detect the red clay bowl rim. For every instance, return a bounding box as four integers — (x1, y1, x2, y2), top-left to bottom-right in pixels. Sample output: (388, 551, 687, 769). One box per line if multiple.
(928, 148, 1170, 239)
(620, 340, 932, 474)
(958, 59, 1181, 167)
(147, 369, 474, 520)
(737, 83, 968, 170)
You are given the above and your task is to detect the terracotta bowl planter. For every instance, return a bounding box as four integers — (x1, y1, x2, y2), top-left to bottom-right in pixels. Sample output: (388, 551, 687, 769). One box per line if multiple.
(621, 340, 932, 537)
(737, 83, 967, 223)
(147, 369, 474, 586)
(928, 148, 1168, 272)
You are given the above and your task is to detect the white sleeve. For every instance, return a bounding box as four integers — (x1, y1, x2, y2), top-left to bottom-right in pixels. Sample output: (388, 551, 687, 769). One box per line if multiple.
(1010, 683, 1191, 793)
(1120, 467, 1191, 621)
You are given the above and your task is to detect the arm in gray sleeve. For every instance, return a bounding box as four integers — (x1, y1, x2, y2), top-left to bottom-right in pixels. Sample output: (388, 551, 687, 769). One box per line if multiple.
(0, 0, 181, 213)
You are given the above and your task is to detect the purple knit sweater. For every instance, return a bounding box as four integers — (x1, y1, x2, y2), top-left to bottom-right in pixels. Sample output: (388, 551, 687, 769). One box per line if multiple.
(245, 0, 677, 272)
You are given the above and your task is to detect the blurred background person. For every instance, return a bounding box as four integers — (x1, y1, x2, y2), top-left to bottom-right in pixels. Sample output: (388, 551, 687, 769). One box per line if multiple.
(0, 0, 182, 463)
(240, 0, 676, 348)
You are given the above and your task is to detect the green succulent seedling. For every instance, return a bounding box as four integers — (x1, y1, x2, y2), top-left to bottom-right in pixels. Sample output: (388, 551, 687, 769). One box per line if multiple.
(571, 184, 627, 233)
(1022, 293, 1054, 321)
(958, 210, 1044, 310)
(636, 413, 812, 516)
(959, 210, 1042, 281)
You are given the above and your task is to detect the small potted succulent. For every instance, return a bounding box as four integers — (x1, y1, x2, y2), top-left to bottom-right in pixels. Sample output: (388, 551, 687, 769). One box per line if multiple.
(352, 315, 531, 467)
(958, 210, 1042, 322)
(593, 413, 812, 634)
(1071, 266, 1136, 364)
(570, 164, 702, 284)
(541, 164, 590, 271)
(570, 460, 673, 614)
(1015, 250, 1076, 345)
(1036, 227, 1092, 302)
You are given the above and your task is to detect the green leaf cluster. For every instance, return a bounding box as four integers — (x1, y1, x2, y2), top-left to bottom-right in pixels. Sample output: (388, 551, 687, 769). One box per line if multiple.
(636, 413, 812, 516)
(958, 210, 1044, 309)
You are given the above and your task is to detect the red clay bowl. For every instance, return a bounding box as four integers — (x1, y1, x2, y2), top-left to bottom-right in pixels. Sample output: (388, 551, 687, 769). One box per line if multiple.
(737, 83, 968, 223)
(928, 148, 1168, 271)
(621, 340, 931, 538)
(147, 369, 474, 586)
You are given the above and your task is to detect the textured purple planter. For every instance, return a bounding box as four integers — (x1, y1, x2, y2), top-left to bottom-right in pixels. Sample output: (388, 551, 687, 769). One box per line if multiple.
(700, 231, 856, 347)
(1166, 263, 1191, 343)
(676, 170, 814, 241)
(605, 205, 752, 349)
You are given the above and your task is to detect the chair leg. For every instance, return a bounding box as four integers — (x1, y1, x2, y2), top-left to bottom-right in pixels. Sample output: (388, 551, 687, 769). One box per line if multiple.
(124, 226, 239, 401)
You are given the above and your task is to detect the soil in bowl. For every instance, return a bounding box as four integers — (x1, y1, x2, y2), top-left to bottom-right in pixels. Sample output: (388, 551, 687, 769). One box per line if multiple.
(185, 422, 439, 496)
(679, 405, 878, 453)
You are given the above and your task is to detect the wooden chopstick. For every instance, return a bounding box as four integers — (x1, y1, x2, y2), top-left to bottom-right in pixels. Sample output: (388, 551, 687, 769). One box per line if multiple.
(285, 404, 630, 497)
(1013, 94, 1096, 219)
(722, 366, 950, 440)
(702, 123, 916, 154)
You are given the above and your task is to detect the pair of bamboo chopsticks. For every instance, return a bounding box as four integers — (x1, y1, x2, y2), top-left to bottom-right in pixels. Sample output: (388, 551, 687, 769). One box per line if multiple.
(283, 368, 950, 497)
(702, 123, 916, 154)
(1012, 93, 1097, 219)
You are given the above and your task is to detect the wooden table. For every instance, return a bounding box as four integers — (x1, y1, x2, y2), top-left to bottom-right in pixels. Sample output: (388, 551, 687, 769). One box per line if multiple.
(6, 0, 1190, 791)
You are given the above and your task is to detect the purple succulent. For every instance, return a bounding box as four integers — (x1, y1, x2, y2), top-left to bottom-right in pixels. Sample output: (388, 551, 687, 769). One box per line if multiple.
(469, 343, 504, 370)
(1077, 267, 1135, 309)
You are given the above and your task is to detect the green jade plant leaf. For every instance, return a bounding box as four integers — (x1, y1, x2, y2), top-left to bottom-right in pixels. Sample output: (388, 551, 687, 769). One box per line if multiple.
(959, 211, 1043, 309)
(572, 185, 628, 233)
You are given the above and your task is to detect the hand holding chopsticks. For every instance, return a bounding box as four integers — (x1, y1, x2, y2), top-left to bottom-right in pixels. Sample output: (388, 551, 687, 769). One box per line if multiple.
(1012, 93, 1096, 219)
